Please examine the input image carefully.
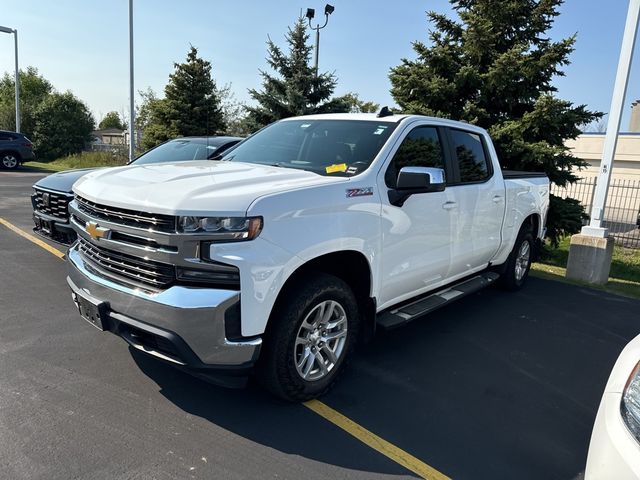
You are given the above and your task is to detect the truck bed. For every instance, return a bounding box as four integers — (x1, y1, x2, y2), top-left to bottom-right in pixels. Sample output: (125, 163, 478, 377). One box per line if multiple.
(502, 170, 548, 179)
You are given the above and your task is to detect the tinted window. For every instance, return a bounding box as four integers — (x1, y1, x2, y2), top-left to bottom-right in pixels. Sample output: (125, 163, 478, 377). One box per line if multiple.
(385, 126, 444, 187)
(224, 120, 397, 177)
(450, 130, 489, 183)
(0, 134, 14, 142)
(134, 140, 221, 165)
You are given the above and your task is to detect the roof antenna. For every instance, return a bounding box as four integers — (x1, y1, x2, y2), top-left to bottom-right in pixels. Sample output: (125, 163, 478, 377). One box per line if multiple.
(377, 106, 393, 118)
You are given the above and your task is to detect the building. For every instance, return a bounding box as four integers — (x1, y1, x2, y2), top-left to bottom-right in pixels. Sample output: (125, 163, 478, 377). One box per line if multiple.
(91, 128, 127, 147)
(566, 133, 640, 180)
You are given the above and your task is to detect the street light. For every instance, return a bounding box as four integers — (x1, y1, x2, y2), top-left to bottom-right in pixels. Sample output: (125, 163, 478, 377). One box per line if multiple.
(128, 0, 135, 162)
(306, 4, 334, 77)
(566, 0, 640, 285)
(0, 25, 20, 133)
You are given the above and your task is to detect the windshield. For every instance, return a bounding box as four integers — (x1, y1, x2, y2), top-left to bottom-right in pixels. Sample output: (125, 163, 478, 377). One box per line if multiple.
(223, 119, 398, 176)
(133, 140, 221, 165)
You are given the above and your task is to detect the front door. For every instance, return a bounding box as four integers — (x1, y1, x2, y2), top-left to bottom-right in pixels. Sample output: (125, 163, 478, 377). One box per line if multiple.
(378, 124, 455, 309)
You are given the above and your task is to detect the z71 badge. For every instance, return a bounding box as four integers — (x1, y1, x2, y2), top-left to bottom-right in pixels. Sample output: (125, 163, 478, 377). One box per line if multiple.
(346, 187, 374, 198)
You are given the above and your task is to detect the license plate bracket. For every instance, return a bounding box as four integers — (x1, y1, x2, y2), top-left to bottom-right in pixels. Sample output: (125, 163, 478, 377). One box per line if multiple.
(75, 291, 109, 331)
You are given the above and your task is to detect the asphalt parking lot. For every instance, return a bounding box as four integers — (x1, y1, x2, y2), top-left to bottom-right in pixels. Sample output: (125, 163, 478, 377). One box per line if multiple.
(1, 170, 640, 480)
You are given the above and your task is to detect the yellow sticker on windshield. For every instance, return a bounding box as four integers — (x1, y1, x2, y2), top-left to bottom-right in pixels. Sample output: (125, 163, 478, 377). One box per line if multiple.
(325, 163, 347, 174)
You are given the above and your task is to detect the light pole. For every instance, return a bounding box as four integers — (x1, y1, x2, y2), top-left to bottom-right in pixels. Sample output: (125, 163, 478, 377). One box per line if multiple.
(566, 0, 640, 285)
(305, 4, 334, 77)
(0, 25, 20, 133)
(128, 0, 135, 162)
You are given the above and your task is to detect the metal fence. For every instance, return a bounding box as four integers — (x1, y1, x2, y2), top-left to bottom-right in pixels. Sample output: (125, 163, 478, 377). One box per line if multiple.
(551, 177, 640, 248)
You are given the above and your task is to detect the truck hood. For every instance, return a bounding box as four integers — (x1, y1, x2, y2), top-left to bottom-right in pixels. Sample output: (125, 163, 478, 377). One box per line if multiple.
(72, 161, 346, 215)
(35, 167, 102, 194)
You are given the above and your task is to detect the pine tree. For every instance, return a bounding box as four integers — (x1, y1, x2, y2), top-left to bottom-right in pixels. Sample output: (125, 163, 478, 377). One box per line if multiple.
(245, 17, 349, 131)
(389, 0, 602, 244)
(141, 47, 225, 148)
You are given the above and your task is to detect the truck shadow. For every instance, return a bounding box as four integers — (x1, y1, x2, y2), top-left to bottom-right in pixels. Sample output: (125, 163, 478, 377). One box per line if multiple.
(131, 276, 640, 480)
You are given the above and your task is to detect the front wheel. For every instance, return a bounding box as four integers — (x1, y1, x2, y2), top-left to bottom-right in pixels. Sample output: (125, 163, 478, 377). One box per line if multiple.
(499, 226, 534, 291)
(1, 153, 20, 170)
(257, 273, 359, 402)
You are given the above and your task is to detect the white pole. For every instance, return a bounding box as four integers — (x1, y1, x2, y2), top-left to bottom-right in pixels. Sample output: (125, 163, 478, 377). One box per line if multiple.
(582, 0, 640, 237)
(13, 29, 20, 133)
(128, 0, 135, 162)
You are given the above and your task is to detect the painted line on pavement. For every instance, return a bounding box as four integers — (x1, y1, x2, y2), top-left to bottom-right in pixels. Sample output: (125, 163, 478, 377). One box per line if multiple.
(0, 217, 65, 259)
(1, 216, 449, 479)
(304, 399, 450, 480)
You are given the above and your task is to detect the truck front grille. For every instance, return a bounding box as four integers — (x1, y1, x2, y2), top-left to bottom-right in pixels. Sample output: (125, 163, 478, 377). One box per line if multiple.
(75, 195, 176, 233)
(33, 188, 73, 221)
(78, 237, 175, 290)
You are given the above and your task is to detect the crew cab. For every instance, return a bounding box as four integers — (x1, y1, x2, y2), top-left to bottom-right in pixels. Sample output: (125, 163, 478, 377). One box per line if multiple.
(66, 113, 549, 401)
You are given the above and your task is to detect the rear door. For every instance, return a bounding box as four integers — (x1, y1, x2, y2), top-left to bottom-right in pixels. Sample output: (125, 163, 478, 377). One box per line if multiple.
(445, 128, 505, 275)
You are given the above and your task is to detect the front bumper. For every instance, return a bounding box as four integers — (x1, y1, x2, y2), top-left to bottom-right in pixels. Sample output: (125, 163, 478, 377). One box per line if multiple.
(585, 392, 640, 479)
(67, 244, 262, 386)
(32, 210, 76, 245)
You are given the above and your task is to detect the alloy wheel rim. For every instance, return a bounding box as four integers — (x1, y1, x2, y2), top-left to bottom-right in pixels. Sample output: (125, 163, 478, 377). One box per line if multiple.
(2, 155, 17, 168)
(514, 240, 531, 281)
(294, 299, 348, 382)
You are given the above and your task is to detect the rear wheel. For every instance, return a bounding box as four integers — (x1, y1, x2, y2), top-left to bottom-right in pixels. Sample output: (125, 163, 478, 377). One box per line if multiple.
(1, 152, 20, 170)
(257, 273, 359, 401)
(499, 226, 534, 291)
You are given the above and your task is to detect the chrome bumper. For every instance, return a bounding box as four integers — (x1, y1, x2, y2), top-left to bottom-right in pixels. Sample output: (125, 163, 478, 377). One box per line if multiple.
(66, 244, 261, 368)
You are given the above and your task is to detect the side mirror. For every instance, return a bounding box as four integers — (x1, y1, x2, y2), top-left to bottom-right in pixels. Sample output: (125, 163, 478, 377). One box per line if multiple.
(389, 166, 446, 206)
(396, 166, 445, 192)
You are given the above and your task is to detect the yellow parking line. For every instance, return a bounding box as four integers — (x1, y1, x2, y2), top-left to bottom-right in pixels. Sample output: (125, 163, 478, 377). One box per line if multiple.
(1, 217, 448, 478)
(0, 217, 65, 259)
(304, 399, 450, 480)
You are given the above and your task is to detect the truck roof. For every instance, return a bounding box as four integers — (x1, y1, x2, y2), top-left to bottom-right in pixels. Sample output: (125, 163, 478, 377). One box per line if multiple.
(279, 112, 488, 134)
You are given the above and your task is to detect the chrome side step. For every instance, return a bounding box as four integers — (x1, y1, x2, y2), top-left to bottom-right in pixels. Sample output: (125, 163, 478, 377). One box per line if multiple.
(376, 272, 500, 330)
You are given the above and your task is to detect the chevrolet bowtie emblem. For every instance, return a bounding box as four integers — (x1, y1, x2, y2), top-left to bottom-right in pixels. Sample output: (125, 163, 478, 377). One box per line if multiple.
(85, 221, 110, 240)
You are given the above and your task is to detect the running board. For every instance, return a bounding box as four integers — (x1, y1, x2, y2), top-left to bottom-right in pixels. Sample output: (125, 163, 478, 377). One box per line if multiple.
(376, 272, 500, 330)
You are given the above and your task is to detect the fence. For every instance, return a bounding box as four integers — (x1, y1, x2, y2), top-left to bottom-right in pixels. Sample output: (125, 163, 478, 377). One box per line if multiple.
(551, 177, 640, 248)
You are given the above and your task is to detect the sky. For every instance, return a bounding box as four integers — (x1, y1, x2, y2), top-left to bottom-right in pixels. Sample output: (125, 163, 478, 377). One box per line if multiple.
(0, 0, 639, 130)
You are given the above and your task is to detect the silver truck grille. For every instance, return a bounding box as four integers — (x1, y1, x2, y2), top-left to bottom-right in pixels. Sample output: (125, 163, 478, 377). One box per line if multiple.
(75, 195, 176, 233)
(77, 237, 175, 290)
(33, 188, 73, 220)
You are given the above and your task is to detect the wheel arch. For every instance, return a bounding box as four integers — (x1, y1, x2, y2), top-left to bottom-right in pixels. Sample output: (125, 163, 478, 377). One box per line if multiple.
(268, 250, 377, 343)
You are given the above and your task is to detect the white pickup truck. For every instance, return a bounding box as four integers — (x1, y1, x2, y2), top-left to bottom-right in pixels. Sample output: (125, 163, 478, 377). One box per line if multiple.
(66, 112, 549, 401)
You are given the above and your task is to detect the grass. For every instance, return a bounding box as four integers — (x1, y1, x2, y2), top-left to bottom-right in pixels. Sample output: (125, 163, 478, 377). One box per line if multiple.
(533, 236, 640, 300)
(24, 151, 128, 172)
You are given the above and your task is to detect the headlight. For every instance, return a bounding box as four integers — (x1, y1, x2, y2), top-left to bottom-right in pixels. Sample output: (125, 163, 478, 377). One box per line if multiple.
(178, 216, 263, 241)
(621, 361, 640, 443)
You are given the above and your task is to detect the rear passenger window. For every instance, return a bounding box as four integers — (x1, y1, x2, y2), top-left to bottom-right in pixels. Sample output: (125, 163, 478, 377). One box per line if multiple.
(385, 126, 444, 188)
(450, 129, 490, 183)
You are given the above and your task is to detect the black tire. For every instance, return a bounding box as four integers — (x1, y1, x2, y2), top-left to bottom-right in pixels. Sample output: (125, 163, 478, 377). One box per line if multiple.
(0, 152, 21, 170)
(257, 273, 359, 402)
(499, 225, 534, 291)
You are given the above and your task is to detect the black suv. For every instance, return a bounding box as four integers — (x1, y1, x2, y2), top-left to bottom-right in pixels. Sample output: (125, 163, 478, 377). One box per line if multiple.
(0, 130, 35, 169)
(32, 136, 242, 244)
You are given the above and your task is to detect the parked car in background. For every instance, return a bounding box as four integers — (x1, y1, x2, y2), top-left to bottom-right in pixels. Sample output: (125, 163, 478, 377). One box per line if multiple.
(65, 112, 549, 400)
(32, 136, 242, 244)
(0, 130, 35, 169)
(585, 333, 640, 479)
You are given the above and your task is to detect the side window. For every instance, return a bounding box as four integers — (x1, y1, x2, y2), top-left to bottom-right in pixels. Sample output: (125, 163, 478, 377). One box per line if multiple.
(385, 126, 444, 188)
(450, 129, 490, 183)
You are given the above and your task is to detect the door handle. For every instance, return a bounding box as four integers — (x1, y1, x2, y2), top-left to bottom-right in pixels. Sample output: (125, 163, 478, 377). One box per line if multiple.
(442, 201, 457, 210)
(492, 195, 504, 203)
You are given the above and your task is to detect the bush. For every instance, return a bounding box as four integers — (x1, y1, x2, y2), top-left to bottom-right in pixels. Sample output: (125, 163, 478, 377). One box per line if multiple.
(33, 92, 95, 161)
(545, 194, 589, 247)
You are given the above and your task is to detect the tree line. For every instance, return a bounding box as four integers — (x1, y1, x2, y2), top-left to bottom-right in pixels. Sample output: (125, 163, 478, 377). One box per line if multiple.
(0, 1, 600, 244)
